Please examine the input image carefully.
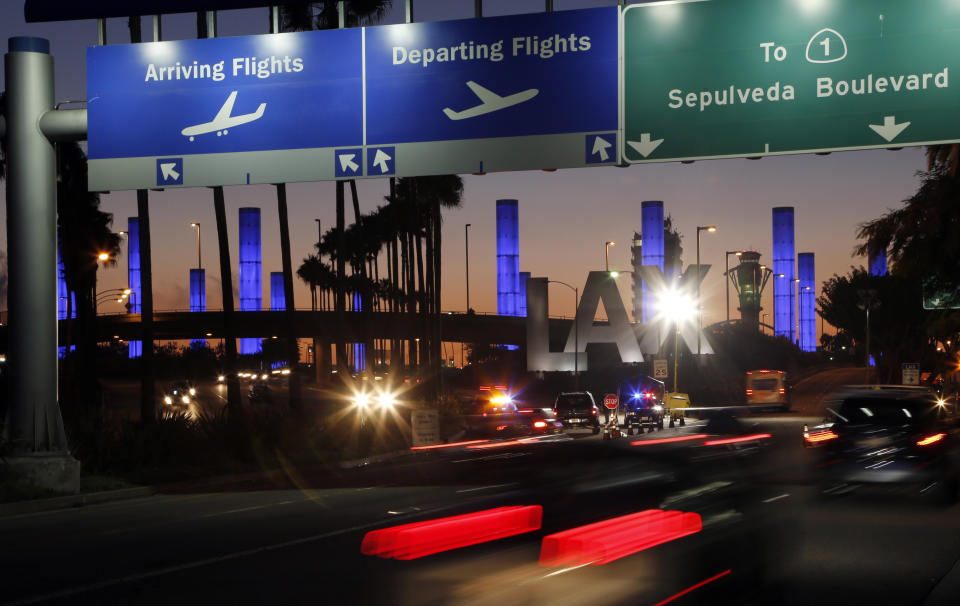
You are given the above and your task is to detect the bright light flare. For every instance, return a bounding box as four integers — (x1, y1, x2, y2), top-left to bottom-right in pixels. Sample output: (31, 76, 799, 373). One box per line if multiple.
(353, 393, 371, 409)
(164, 396, 173, 405)
(654, 286, 697, 325)
(97, 252, 109, 261)
(188, 387, 196, 396)
(362, 506, 542, 560)
(181, 395, 190, 404)
(539, 509, 702, 567)
(377, 392, 397, 409)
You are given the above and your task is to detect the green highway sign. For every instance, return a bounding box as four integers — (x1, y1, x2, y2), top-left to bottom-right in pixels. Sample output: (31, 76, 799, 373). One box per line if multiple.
(621, 0, 960, 163)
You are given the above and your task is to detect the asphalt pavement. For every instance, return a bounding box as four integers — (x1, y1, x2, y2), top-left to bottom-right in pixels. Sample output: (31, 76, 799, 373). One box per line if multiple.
(3, 412, 960, 606)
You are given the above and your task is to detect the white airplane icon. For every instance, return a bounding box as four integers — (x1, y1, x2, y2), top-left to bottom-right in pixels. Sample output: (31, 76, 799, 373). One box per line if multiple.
(443, 81, 539, 121)
(181, 91, 266, 141)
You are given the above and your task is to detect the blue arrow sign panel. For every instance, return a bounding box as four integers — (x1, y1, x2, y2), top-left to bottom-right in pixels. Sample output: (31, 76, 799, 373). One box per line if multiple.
(334, 148, 364, 178)
(364, 8, 617, 146)
(156, 157, 184, 185)
(367, 146, 395, 176)
(87, 29, 363, 160)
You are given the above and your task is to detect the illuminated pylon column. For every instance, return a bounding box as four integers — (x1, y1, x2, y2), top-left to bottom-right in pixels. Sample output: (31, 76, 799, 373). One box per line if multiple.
(127, 216, 142, 358)
(496, 199, 520, 317)
(868, 244, 887, 277)
(772, 207, 795, 342)
(640, 200, 664, 325)
(798, 252, 815, 352)
(238, 207, 262, 355)
(190, 268, 206, 349)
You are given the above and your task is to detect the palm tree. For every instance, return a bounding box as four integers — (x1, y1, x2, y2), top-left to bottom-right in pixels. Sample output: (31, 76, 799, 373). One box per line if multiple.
(56, 142, 121, 417)
(280, 1, 391, 373)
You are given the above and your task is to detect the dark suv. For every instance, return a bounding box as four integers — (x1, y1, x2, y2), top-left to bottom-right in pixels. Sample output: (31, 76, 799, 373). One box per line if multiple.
(805, 388, 959, 503)
(554, 392, 601, 434)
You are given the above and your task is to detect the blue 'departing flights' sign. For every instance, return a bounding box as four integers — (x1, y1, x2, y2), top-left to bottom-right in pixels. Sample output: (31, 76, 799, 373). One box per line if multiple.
(364, 8, 617, 146)
(87, 28, 362, 161)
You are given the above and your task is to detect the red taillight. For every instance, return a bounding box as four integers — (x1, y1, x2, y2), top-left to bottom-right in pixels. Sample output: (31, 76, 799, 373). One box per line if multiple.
(917, 433, 947, 447)
(746, 389, 754, 396)
(362, 506, 542, 560)
(804, 429, 838, 444)
(591, 408, 598, 415)
(518, 409, 534, 414)
(778, 388, 786, 394)
(496, 425, 508, 431)
(643, 392, 652, 399)
(533, 421, 547, 428)
(478, 385, 490, 391)
(539, 509, 702, 567)
(703, 433, 772, 446)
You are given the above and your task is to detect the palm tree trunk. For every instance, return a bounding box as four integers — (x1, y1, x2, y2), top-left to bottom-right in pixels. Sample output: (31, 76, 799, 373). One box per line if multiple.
(335, 181, 347, 371)
(213, 186, 243, 421)
(136, 189, 156, 424)
(275, 183, 301, 415)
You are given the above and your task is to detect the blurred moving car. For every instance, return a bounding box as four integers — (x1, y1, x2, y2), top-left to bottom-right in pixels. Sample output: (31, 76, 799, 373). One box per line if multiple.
(249, 381, 273, 404)
(805, 387, 959, 503)
(622, 377, 666, 434)
(745, 369, 790, 411)
(162, 381, 197, 409)
(553, 391, 601, 434)
(466, 388, 563, 437)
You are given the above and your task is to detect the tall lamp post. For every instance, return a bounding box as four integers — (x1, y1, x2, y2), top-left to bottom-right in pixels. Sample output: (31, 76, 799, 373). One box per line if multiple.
(605, 241, 615, 272)
(695, 226, 717, 357)
(548, 280, 579, 389)
(465, 223, 472, 312)
(189, 222, 201, 271)
(724, 250, 742, 323)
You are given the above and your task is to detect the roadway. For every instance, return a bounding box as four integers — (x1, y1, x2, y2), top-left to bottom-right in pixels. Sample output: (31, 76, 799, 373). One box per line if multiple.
(3, 414, 959, 605)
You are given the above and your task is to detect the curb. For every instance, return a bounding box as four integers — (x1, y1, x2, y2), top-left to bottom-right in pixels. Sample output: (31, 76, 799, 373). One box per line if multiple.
(0, 486, 155, 517)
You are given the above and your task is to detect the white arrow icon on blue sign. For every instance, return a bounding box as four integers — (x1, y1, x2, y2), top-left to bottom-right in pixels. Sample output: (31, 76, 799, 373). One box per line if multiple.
(372, 149, 392, 173)
(592, 136, 612, 162)
(159, 163, 180, 181)
(339, 153, 359, 173)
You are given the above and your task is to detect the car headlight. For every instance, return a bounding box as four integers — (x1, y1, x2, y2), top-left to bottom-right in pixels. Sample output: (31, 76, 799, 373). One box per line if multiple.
(377, 393, 397, 409)
(653, 405, 663, 411)
(164, 396, 173, 405)
(217, 375, 225, 382)
(353, 393, 370, 409)
(189, 387, 196, 396)
(262, 374, 269, 380)
(181, 395, 190, 404)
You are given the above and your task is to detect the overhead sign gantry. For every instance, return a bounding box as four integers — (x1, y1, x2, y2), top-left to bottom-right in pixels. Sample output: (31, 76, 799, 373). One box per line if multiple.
(87, 7, 618, 191)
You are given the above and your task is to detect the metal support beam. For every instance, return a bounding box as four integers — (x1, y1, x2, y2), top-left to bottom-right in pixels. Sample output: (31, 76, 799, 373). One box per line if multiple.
(337, 2, 345, 28)
(152, 15, 162, 42)
(205, 11, 217, 38)
(2, 37, 70, 457)
(269, 6, 280, 34)
(405, 0, 414, 23)
(546, 0, 553, 12)
(97, 18, 106, 45)
(38, 108, 86, 141)
(475, 0, 482, 18)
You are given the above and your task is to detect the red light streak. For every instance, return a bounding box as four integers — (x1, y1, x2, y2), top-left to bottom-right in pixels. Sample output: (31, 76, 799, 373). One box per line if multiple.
(631, 434, 708, 446)
(917, 433, 946, 446)
(804, 430, 838, 444)
(362, 505, 542, 560)
(410, 439, 490, 451)
(650, 569, 732, 606)
(702, 433, 772, 446)
(539, 509, 702, 567)
(466, 439, 526, 449)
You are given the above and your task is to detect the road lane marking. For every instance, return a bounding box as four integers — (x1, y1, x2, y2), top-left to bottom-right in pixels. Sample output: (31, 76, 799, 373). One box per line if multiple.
(762, 493, 791, 504)
(455, 483, 516, 493)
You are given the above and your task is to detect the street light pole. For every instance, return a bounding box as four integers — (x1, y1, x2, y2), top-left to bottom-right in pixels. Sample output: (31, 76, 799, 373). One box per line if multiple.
(465, 223, 471, 312)
(549, 280, 579, 390)
(190, 222, 201, 271)
(605, 241, 615, 272)
(695, 226, 717, 357)
(724, 251, 742, 323)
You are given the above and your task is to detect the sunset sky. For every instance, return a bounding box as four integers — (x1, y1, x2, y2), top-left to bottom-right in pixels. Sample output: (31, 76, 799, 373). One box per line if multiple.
(0, 1, 927, 334)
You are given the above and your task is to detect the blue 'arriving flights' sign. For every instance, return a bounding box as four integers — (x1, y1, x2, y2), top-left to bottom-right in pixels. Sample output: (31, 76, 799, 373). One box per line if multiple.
(87, 29, 363, 161)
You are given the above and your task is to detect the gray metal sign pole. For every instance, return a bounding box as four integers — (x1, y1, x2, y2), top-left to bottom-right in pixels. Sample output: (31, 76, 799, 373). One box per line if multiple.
(2, 37, 79, 489)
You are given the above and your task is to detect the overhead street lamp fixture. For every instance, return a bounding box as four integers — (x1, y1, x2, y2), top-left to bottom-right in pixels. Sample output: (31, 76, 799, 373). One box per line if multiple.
(190, 222, 202, 271)
(97, 252, 110, 262)
(695, 226, 717, 357)
(605, 241, 615, 272)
